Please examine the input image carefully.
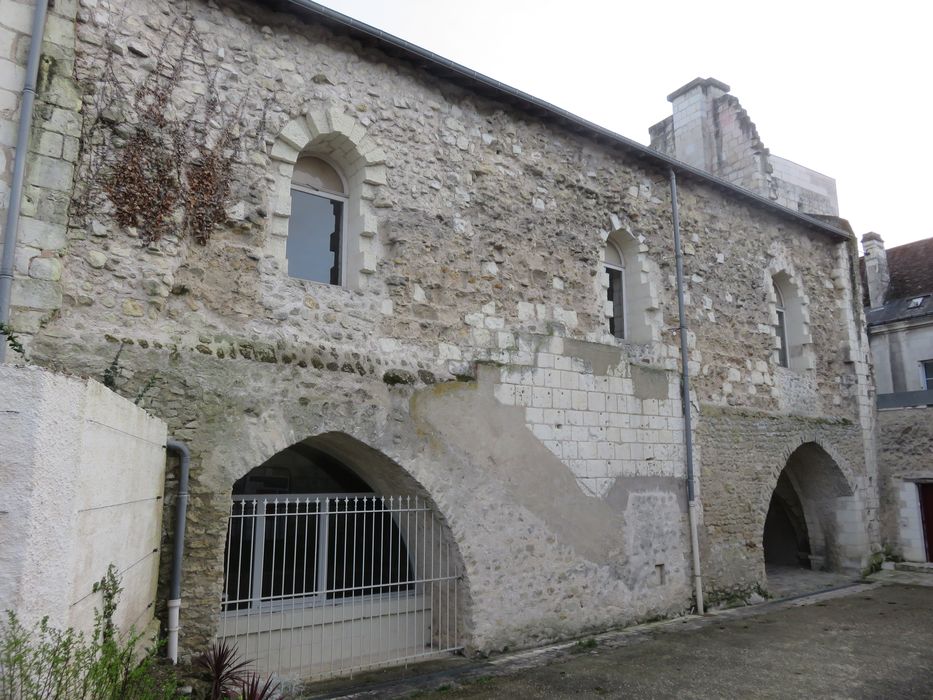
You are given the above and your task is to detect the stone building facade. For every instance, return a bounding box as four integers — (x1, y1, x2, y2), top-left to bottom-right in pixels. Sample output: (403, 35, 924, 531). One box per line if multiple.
(0, 0, 879, 675)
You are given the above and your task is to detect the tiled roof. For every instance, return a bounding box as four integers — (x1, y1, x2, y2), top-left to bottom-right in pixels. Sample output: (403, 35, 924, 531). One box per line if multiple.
(886, 237, 933, 301)
(861, 236, 933, 326)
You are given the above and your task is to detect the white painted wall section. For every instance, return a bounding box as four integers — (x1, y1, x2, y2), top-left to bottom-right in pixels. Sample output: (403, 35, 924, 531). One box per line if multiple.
(0, 365, 167, 637)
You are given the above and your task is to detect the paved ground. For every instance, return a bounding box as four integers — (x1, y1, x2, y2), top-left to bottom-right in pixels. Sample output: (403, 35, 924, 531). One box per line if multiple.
(301, 580, 933, 699)
(764, 564, 860, 598)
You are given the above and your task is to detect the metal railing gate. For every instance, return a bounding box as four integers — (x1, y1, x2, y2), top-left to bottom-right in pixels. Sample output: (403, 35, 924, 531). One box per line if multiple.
(218, 494, 461, 680)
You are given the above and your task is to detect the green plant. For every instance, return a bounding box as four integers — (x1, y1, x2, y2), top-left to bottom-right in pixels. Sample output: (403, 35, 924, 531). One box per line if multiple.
(238, 672, 281, 700)
(0, 567, 176, 699)
(196, 640, 251, 700)
(102, 342, 125, 390)
(133, 374, 159, 405)
(0, 322, 27, 360)
(571, 638, 598, 653)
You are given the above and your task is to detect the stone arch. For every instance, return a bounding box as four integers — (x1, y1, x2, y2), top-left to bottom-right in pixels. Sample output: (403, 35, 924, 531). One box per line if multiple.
(760, 438, 868, 574)
(763, 247, 814, 371)
(268, 108, 387, 291)
(597, 214, 662, 345)
(212, 429, 472, 676)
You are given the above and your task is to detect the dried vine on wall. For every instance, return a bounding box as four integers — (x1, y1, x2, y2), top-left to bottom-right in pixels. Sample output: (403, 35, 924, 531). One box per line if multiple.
(74, 16, 253, 245)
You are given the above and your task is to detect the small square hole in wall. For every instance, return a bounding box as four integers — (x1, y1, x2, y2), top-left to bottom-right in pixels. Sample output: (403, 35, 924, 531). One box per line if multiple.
(655, 564, 666, 586)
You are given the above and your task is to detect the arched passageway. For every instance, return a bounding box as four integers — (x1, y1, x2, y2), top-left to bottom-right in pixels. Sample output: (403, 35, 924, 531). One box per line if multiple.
(217, 433, 466, 680)
(762, 443, 865, 593)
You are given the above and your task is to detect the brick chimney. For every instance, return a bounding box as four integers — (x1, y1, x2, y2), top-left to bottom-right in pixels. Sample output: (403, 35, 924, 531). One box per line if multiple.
(861, 232, 890, 308)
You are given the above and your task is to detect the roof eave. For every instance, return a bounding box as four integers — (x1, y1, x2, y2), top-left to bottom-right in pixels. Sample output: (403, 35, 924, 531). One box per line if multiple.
(271, 0, 852, 243)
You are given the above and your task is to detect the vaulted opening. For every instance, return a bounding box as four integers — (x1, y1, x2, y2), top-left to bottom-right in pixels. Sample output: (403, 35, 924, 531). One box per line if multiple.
(217, 433, 467, 680)
(762, 442, 864, 594)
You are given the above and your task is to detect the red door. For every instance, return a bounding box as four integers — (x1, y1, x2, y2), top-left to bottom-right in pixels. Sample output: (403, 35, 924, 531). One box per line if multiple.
(921, 484, 933, 562)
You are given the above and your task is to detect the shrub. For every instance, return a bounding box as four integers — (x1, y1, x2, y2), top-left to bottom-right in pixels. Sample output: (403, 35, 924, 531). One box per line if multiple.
(0, 566, 176, 699)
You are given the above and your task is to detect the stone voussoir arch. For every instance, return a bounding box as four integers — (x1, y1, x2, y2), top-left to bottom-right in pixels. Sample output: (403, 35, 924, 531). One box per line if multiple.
(759, 433, 860, 515)
(266, 107, 387, 290)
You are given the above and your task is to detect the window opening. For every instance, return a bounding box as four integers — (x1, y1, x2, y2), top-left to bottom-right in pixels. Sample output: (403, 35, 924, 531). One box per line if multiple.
(908, 296, 928, 310)
(774, 280, 789, 368)
(605, 240, 625, 339)
(287, 156, 346, 285)
(923, 360, 933, 390)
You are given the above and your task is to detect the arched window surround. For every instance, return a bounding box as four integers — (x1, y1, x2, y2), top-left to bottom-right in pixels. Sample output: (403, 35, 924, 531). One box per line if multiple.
(765, 261, 814, 372)
(268, 108, 387, 291)
(596, 218, 662, 346)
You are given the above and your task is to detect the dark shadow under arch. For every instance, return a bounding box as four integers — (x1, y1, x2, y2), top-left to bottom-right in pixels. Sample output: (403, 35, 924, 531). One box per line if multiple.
(763, 442, 856, 573)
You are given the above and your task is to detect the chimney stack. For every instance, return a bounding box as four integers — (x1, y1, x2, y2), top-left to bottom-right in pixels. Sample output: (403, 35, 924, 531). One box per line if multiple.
(666, 77, 731, 172)
(861, 232, 890, 308)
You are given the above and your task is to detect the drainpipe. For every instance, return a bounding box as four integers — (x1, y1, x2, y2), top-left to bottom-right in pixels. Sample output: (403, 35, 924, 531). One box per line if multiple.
(165, 439, 190, 663)
(0, 0, 49, 362)
(669, 168, 704, 615)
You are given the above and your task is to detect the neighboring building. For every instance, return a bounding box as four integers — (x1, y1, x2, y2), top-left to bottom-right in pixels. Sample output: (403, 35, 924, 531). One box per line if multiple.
(1, 0, 879, 682)
(860, 234, 933, 563)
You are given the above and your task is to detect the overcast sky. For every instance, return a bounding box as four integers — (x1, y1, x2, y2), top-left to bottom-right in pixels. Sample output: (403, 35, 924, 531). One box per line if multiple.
(317, 0, 931, 251)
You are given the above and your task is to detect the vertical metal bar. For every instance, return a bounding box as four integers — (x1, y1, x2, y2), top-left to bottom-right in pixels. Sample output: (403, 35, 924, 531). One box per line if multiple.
(369, 496, 376, 664)
(430, 503, 435, 654)
(252, 501, 266, 665)
(350, 496, 358, 673)
(268, 498, 279, 668)
(403, 495, 410, 658)
(386, 496, 394, 666)
(300, 498, 310, 676)
(378, 496, 386, 666)
(319, 498, 328, 677)
(413, 496, 421, 655)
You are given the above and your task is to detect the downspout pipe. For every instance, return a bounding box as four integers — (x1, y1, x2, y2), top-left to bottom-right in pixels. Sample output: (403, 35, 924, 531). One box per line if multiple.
(165, 439, 190, 663)
(670, 168, 705, 615)
(0, 0, 49, 362)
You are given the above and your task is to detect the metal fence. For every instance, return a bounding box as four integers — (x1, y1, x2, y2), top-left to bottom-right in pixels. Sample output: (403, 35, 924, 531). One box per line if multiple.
(218, 494, 462, 680)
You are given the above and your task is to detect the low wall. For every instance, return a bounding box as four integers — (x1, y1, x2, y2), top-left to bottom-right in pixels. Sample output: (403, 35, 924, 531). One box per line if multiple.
(0, 365, 167, 638)
(877, 407, 933, 561)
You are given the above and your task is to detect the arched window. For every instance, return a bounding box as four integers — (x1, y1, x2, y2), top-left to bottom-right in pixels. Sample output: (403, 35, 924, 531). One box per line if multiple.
(604, 239, 625, 339)
(287, 156, 347, 285)
(774, 280, 789, 367)
(771, 272, 809, 370)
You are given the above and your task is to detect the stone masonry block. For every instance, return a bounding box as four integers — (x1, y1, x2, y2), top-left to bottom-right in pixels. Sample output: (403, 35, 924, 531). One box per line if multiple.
(17, 217, 66, 249)
(278, 119, 312, 150)
(11, 277, 61, 310)
(270, 140, 299, 163)
(27, 154, 73, 192)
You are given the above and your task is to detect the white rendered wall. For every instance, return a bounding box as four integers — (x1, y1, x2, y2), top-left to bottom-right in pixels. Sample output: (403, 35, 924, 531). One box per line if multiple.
(0, 365, 167, 637)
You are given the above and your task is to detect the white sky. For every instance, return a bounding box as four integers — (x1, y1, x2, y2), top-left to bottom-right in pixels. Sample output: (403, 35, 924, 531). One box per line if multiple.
(317, 0, 932, 251)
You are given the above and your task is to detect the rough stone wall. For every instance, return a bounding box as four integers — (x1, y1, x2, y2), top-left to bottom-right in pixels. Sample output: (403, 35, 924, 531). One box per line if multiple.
(697, 407, 876, 597)
(5, 0, 879, 659)
(876, 408, 933, 561)
(0, 0, 82, 334)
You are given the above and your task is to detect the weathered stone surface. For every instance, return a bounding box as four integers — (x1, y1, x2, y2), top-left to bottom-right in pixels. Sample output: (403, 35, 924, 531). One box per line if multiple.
(1, 0, 879, 666)
(85, 250, 107, 268)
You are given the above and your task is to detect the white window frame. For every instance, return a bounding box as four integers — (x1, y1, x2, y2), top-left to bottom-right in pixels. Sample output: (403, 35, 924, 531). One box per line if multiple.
(605, 239, 626, 340)
(288, 155, 350, 287)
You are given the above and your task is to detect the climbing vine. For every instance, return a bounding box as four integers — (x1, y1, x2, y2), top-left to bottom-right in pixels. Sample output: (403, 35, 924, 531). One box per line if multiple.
(74, 15, 255, 245)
